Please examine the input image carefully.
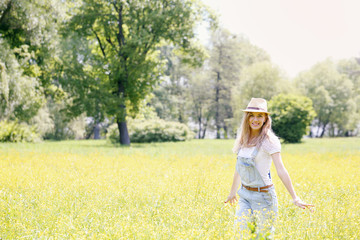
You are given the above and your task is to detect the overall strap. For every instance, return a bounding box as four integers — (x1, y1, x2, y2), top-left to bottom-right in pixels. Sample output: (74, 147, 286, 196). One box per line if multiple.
(251, 146, 260, 158)
(250, 144, 269, 187)
(251, 141, 265, 158)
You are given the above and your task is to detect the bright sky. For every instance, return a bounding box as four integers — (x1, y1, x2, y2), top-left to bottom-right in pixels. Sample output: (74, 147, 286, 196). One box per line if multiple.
(200, 0, 360, 78)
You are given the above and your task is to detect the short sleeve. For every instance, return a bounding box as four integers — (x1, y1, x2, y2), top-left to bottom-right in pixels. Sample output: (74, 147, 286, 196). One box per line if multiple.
(262, 135, 281, 155)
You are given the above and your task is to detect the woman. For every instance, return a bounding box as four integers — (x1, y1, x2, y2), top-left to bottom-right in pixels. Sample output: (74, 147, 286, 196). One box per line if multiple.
(225, 98, 314, 238)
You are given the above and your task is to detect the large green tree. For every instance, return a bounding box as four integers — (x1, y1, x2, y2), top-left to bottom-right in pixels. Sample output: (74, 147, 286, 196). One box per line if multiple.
(63, 0, 212, 145)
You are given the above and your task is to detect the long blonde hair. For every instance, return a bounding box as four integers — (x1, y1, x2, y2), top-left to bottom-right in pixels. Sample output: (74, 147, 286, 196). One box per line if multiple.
(232, 112, 275, 153)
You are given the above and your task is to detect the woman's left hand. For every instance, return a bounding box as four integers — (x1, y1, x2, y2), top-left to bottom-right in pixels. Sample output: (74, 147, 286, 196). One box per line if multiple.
(293, 198, 315, 212)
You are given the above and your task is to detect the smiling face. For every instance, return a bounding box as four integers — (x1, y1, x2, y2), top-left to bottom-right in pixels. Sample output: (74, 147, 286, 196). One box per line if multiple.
(248, 112, 267, 133)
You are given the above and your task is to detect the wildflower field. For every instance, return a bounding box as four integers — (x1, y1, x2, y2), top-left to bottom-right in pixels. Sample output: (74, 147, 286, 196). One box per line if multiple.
(0, 138, 359, 239)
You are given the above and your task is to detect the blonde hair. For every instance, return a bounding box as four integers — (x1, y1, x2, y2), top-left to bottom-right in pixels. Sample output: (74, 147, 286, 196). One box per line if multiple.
(232, 112, 276, 153)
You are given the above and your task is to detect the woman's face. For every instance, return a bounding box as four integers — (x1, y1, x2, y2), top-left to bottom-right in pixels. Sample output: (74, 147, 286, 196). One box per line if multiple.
(248, 112, 267, 132)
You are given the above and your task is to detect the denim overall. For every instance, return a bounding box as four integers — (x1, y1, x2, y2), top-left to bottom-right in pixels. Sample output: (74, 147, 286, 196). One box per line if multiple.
(235, 147, 278, 238)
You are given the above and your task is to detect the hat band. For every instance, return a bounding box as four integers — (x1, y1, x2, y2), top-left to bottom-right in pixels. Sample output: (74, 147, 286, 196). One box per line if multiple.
(247, 107, 267, 111)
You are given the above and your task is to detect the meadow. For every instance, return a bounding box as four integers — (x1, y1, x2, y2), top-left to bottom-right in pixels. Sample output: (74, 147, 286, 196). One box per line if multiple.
(0, 138, 359, 239)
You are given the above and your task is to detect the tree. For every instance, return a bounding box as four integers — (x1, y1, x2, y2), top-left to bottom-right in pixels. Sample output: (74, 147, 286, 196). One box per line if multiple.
(268, 94, 316, 143)
(208, 28, 238, 138)
(0, 0, 65, 122)
(186, 68, 213, 138)
(207, 29, 268, 138)
(337, 58, 360, 136)
(63, 0, 212, 145)
(231, 61, 288, 132)
(295, 59, 354, 137)
(0, 41, 43, 121)
(151, 44, 206, 123)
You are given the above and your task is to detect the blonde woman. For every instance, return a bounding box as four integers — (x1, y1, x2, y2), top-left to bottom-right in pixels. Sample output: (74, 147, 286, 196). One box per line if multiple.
(225, 98, 314, 237)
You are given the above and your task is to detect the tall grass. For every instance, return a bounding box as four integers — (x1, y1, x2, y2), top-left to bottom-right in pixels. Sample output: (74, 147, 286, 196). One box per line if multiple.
(0, 138, 359, 239)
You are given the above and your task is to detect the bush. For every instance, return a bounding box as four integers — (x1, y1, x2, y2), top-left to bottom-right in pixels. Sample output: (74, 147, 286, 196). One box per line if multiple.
(268, 94, 316, 143)
(42, 100, 86, 140)
(107, 119, 195, 143)
(0, 121, 40, 142)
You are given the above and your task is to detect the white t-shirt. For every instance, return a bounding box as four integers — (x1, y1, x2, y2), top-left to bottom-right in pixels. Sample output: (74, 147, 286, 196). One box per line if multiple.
(237, 135, 281, 185)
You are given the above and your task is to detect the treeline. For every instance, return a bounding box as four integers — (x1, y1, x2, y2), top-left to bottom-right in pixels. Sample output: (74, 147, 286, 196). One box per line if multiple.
(1, 0, 359, 144)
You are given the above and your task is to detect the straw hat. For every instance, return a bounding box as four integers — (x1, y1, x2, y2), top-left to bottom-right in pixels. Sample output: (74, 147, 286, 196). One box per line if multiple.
(242, 98, 270, 114)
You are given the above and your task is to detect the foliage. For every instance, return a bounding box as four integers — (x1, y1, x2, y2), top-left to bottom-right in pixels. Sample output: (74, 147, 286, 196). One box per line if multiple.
(0, 121, 39, 142)
(43, 100, 86, 140)
(295, 59, 355, 137)
(107, 119, 194, 143)
(0, 0, 66, 121)
(1, 138, 360, 238)
(151, 45, 205, 123)
(235, 62, 287, 102)
(186, 67, 213, 138)
(336, 58, 360, 135)
(0, 39, 44, 121)
(129, 96, 159, 121)
(29, 103, 55, 138)
(269, 94, 316, 143)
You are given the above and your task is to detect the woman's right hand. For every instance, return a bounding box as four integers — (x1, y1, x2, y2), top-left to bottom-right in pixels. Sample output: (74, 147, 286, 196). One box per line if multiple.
(293, 197, 315, 212)
(224, 193, 238, 205)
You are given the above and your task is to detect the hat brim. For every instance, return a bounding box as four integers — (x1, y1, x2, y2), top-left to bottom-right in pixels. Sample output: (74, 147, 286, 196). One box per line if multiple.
(242, 109, 270, 114)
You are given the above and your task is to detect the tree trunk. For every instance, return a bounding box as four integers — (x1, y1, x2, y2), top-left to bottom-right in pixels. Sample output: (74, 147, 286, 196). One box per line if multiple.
(85, 125, 94, 139)
(215, 71, 221, 139)
(223, 125, 228, 139)
(178, 108, 183, 123)
(319, 122, 328, 138)
(201, 116, 209, 139)
(114, 2, 130, 145)
(198, 109, 202, 139)
(201, 125, 207, 139)
(316, 122, 321, 137)
(117, 118, 130, 145)
(94, 122, 101, 139)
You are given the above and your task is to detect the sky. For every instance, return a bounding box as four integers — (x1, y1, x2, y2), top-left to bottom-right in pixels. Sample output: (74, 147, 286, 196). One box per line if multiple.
(199, 0, 360, 78)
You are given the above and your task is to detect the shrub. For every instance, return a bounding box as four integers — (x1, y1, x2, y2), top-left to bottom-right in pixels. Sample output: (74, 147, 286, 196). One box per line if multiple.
(0, 121, 40, 142)
(42, 100, 86, 140)
(268, 94, 316, 143)
(107, 119, 195, 143)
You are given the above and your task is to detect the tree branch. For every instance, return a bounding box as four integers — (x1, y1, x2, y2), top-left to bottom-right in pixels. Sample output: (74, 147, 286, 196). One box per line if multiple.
(112, 2, 119, 12)
(0, 0, 12, 27)
(106, 36, 115, 49)
(115, 2, 125, 47)
(91, 27, 106, 58)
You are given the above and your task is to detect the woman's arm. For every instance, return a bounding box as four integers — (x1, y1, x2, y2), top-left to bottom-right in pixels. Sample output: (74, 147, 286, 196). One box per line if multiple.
(224, 170, 241, 205)
(272, 152, 314, 211)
